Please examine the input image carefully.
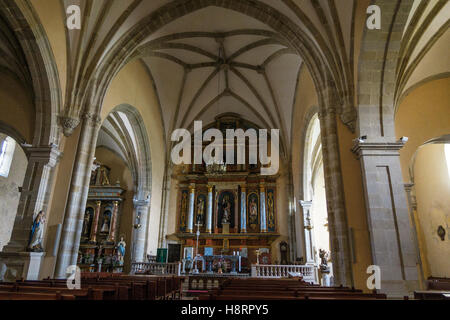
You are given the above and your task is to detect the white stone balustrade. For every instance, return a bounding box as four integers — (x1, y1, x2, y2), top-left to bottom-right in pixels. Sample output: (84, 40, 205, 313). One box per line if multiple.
(251, 264, 318, 284)
(131, 262, 182, 276)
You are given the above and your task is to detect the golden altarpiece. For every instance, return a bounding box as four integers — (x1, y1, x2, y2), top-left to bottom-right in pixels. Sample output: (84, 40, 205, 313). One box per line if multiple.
(77, 163, 126, 273)
(170, 115, 280, 273)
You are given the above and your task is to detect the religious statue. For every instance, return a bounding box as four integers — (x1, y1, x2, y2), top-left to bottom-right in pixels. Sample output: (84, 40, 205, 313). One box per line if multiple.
(196, 198, 205, 225)
(221, 195, 231, 224)
(28, 211, 46, 252)
(100, 212, 111, 233)
(319, 249, 330, 273)
(99, 166, 110, 186)
(117, 236, 126, 266)
(82, 208, 93, 237)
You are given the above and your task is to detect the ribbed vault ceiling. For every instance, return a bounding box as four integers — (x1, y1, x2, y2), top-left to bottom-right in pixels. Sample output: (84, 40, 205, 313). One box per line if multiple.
(56, 0, 448, 152)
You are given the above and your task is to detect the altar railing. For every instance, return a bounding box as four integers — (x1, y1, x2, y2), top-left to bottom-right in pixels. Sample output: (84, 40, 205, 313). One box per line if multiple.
(131, 262, 181, 275)
(251, 264, 318, 284)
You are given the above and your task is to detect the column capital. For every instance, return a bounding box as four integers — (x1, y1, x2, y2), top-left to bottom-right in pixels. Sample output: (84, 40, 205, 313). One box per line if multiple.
(299, 200, 313, 210)
(82, 112, 102, 128)
(207, 185, 214, 193)
(241, 185, 247, 192)
(58, 115, 80, 137)
(25, 145, 61, 168)
(189, 185, 196, 193)
(133, 198, 150, 209)
(351, 141, 405, 158)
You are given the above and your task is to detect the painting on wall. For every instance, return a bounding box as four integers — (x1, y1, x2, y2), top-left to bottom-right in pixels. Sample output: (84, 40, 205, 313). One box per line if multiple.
(267, 189, 276, 232)
(247, 192, 259, 232)
(179, 190, 189, 232)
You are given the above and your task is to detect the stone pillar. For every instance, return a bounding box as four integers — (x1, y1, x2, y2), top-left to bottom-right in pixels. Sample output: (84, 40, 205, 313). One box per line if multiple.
(0, 145, 60, 280)
(206, 185, 214, 234)
(187, 185, 196, 233)
(318, 107, 353, 287)
(260, 184, 267, 233)
(55, 112, 101, 279)
(352, 142, 419, 297)
(299, 201, 315, 264)
(240, 186, 247, 233)
(89, 201, 102, 243)
(108, 201, 119, 243)
(133, 198, 150, 263)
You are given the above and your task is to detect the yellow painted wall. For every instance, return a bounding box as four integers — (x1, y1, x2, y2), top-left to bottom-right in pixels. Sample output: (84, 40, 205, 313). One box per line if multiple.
(40, 125, 81, 279)
(32, 0, 67, 106)
(413, 144, 450, 278)
(396, 77, 450, 180)
(336, 115, 372, 291)
(396, 77, 450, 280)
(101, 59, 166, 256)
(0, 72, 35, 143)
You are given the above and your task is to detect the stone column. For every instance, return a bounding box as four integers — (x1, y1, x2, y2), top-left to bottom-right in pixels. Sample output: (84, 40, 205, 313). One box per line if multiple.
(240, 186, 247, 233)
(89, 201, 102, 243)
(187, 185, 196, 233)
(206, 185, 214, 234)
(318, 107, 353, 287)
(352, 142, 419, 297)
(260, 184, 267, 233)
(108, 201, 119, 243)
(133, 198, 150, 263)
(299, 201, 315, 264)
(0, 145, 60, 280)
(55, 112, 102, 279)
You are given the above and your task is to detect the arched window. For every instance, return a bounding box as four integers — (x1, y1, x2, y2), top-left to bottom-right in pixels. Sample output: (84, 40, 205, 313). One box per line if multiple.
(0, 136, 16, 178)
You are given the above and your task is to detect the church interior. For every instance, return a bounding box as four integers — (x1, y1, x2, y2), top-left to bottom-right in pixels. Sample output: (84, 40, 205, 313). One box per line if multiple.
(0, 0, 449, 301)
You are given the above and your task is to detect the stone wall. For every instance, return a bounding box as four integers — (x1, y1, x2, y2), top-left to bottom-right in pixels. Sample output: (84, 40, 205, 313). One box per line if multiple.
(0, 135, 27, 251)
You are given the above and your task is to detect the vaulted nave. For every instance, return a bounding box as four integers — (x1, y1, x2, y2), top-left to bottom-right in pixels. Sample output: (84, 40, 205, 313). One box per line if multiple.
(0, 0, 449, 301)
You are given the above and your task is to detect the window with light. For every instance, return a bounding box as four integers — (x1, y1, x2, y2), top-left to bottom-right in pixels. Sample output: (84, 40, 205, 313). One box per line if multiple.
(0, 136, 16, 178)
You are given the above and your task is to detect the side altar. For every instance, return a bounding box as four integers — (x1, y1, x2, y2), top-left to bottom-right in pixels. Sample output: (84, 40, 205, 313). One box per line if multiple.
(168, 115, 280, 274)
(77, 162, 126, 273)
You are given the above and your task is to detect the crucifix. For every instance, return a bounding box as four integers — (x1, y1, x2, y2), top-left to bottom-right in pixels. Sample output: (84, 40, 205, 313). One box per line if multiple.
(192, 222, 202, 274)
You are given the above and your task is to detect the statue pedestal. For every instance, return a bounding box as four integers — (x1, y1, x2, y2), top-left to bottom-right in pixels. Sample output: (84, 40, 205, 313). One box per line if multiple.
(0, 252, 45, 281)
(222, 223, 230, 234)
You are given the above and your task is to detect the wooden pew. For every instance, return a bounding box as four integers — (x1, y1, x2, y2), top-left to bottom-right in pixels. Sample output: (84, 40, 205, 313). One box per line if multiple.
(0, 291, 76, 300)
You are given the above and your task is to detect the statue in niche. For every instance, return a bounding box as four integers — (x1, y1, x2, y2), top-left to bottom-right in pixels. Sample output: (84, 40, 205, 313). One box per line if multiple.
(196, 197, 205, 226)
(82, 207, 94, 237)
(100, 211, 111, 233)
(99, 166, 110, 186)
(28, 211, 46, 252)
(221, 195, 231, 224)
